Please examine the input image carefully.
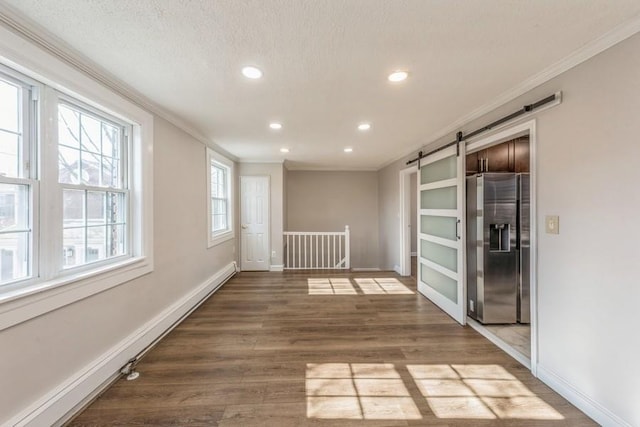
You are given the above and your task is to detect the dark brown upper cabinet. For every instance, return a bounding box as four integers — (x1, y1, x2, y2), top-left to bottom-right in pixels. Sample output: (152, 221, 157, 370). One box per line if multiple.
(466, 136, 529, 175)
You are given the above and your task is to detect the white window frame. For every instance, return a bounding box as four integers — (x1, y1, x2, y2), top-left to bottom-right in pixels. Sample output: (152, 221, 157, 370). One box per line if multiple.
(0, 66, 39, 287)
(56, 97, 132, 272)
(207, 147, 234, 247)
(0, 24, 154, 331)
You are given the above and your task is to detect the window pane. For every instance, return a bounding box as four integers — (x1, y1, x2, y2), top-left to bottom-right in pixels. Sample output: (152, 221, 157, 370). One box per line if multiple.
(212, 164, 227, 198)
(0, 79, 19, 133)
(59, 146, 80, 184)
(59, 104, 123, 189)
(86, 225, 106, 263)
(63, 191, 126, 269)
(63, 189, 84, 228)
(80, 114, 101, 154)
(101, 156, 119, 187)
(213, 214, 227, 232)
(213, 198, 226, 215)
(0, 232, 29, 284)
(107, 192, 125, 224)
(107, 224, 125, 257)
(0, 184, 30, 281)
(87, 191, 105, 226)
(63, 227, 85, 267)
(102, 123, 119, 158)
(0, 183, 28, 233)
(0, 131, 20, 178)
(81, 151, 100, 186)
(58, 104, 80, 149)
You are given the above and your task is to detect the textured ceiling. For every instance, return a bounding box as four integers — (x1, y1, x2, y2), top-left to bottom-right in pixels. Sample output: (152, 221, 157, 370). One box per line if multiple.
(3, 0, 640, 169)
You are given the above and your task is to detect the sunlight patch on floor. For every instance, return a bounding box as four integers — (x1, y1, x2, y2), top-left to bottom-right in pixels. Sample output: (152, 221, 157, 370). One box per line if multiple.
(354, 278, 414, 294)
(307, 278, 357, 295)
(306, 363, 421, 420)
(308, 278, 413, 295)
(407, 364, 564, 420)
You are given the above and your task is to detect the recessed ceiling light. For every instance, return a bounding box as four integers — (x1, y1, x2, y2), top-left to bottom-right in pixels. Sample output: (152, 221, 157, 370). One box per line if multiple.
(388, 70, 408, 82)
(280, 148, 289, 153)
(358, 123, 371, 131)
(269, 122, 282, 130)
(344, 147, 353, 153)
(241, 66, 263, 79)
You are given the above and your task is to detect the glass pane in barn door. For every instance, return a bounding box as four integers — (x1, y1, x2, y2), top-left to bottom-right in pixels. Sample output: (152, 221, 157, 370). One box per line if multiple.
(417, 145, 466, 325)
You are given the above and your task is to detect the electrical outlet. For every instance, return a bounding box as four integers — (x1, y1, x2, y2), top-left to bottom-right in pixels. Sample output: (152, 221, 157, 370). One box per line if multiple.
(271, 250, 276, 258)
(545, 215, 559, 234)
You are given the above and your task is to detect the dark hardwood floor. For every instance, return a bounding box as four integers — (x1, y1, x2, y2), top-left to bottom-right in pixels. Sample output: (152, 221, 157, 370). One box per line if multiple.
(68, 270, 595, 426)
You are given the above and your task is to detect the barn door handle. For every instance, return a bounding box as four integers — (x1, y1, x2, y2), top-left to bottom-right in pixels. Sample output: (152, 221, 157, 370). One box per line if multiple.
(456, 219, 461, 240)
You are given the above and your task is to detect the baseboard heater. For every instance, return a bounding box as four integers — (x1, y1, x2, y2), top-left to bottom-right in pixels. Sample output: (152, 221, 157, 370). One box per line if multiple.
(62, 265, 238, 425)
(121, 266, 238, 377)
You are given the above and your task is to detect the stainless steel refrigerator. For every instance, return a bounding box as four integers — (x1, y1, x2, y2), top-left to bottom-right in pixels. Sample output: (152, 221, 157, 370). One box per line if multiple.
(518, 173, 530, 324)
(466, 173, 530, 324)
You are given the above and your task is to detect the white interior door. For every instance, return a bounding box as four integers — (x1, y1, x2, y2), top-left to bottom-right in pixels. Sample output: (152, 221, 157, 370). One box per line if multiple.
(240, 176, 270, 271)
(417, 145, 466, 325)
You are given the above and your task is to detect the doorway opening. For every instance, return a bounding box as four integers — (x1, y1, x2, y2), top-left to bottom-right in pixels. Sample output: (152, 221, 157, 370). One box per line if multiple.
(399, 166, 417, 277)
(464, 120, 537, 373)
(401, 120, 538, 373)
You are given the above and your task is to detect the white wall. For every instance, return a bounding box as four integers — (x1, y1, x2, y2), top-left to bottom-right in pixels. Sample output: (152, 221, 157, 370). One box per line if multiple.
(287, 170, 379, 269)
(378, 32, 640, 426)
(0, 117, 237, 424)
(378, 164, 401, 271)
(237, 162, 285, 268)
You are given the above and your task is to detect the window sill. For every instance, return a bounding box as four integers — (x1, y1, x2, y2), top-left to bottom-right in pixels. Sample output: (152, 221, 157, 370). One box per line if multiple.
(208, 230, 234, 248)
(0, 256, 153, 331)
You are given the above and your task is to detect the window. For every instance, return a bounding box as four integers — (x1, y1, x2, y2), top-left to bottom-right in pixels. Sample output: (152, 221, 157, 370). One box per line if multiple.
(0, 67, 139, 289)
(58, 102, 128, 268)
(207, 148, 233, 246)
(0, 31, 153, 330)
(0, 73, 34, 286)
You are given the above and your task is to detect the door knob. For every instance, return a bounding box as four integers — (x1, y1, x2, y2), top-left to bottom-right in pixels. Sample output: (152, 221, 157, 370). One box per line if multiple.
(241, 224, 248, 229)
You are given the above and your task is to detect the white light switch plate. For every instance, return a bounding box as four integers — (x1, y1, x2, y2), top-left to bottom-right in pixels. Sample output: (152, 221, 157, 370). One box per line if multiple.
(546, 215, 559, 234)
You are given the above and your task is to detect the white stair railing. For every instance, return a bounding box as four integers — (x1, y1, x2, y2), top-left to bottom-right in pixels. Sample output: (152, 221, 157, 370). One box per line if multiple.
(284, 226, 350, 270)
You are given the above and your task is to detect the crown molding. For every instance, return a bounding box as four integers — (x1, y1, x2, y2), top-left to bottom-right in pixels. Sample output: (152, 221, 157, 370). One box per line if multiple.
(238, 159, 286, 165)
(286, 166, 378, 172)
(0, 3, 238, 163)
(376, 12, 640, 171)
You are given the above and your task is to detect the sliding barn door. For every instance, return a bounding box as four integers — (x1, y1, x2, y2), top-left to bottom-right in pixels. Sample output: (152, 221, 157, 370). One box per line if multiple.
(417, 145, 466, 325)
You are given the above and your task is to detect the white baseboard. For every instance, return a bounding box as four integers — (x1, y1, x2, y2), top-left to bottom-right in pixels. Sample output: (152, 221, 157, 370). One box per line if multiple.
(8, 262, 237, 427)
(351, 267, 382, 272)
(467, 318, 531, 370)
(393, 265, 402, 275)
(269, 264, 284, 272)
(537, 366, 632, 427)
